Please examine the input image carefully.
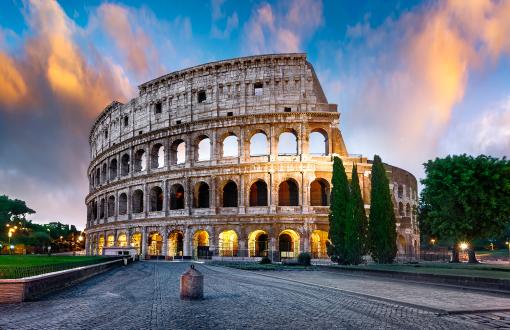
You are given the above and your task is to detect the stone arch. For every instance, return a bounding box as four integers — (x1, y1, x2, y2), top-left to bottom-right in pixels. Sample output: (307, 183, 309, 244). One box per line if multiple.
(279, 229, 300, 258)
(95, 168, 100, 185)
(170, 139, 186, 165)
(278, 129, 298, 155)
(99, 198, 106, 219)
(248, 230, 269, 257)
(222, 180, 238, 207)
(118, 193, 127, 215)
(134, 149, 146, 172)
(406, 203, 411, 217)
(132, 189, 144, 213)
(397, 235, 406, 254)
(168, 230, 184, 257)
(249, 179, 268, 206)
(170, 183, 185, 210)
(109, 158, 118, 180)
(149, 186, 163, 211)
(148, 231, 163, 256)
(98, 234, 105, 255)
(193, 182, 210, 208)
(107, 195, 115, 217)
(310, 230, 328, 258)
(398, 202, 404, 216)
(196, 135, 211, 161)
(309, 128, 329, 155)
(131, 232, 142, 254)
(193, 229, 210, 258)
(249, 131, 269, 156)
(218, 230, 239, 256)
(101, 163, 107, 183)
(106, 234, 115, 247)
(121, 153, 130, 176)
(222, 133, 239, 158)
(278, 178, 299, 206)
(150, 143, 165, 169)
(310, 179, 330, 206)
(397, 184, 403, 198)
(117, 233, 127, 247)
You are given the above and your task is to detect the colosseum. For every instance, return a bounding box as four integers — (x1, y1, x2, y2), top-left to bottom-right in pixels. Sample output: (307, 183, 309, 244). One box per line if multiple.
(84, 53, 420, 261)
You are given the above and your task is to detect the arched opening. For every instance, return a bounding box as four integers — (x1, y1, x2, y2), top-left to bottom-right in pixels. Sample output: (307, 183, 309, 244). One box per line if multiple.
(222, 181, 238, 207)
(117, 233, 127, 247)
(193, 230, 210, 259)
(150, 186, 163, 211)
(222, 134, 238, 157)
(310, 179, 330, 206)
(193, 182, 209, 208)
(250, 132, 268, 156)
(248, 230, 269, 257)
(170, 184, 185, 210)
(121, 154, 130, 176)
(98, 235, 104, 255)
(95, 168, 100, 185)
(101, 163, 107, 183)
(406, 203, 411, 217)
(278, 131, 298, 155)
(197, 137, 211, 161)
(148, 232, 163, 256)
(131, 232, 141, 255)
(132, 189, 144, 213)
(219, 230, 238, 256)
(99, 198, 105, 219)
(397, 235, 406, 254)
(134, 149, 146, 172)
(168, 231, 184, 257)
(397, 185, 403, 198)
(310, 230, 328, 259)
(151, 144, 165, 169)
(118, 193, 127, 215)
(109, 159, 118, 180)
(309, 130, 329, 155)
(92, 200, 98, 220)
(170, 139, 186, 165)
(249, 180, 268, 206)
(279, 229, 300, 258)
(398, 202, 404, 216)
(107, 195, 115, 217)
(106, 234, 115, 247)
(278, 179, 299, 206)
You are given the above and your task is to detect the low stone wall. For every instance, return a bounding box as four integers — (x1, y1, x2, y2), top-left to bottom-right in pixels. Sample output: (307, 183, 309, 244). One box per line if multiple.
(322, 265, 510, 292)
(0, 258, 130, 303)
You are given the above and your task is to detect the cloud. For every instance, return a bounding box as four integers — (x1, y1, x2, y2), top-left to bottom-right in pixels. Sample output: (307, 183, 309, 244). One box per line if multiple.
(211, 0, 238, 39)
(331, 0, 510, 180)
(242, 0, 323, 54)
(0, 52, 27, 107)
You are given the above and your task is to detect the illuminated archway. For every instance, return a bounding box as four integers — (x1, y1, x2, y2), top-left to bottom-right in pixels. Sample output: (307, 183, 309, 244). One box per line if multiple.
(168, 231, 184, 257)
(397, 235, 406, 254)
(248, 230, 269, 257)
(117, 233, 127, 247)
(279, 229, 300, 258)
(219, 230, 238, 256)
(310, 230, 328, 259)
(130, 232, 142, 254)
(106, 234, 115, 247)
(148, 232, 163, 256)
(193, 230, 210, 258)
(98, 235, 105, 255)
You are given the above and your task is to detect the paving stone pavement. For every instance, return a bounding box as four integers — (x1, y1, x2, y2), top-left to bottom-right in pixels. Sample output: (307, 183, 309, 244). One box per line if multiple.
(0, 262, 503, 329)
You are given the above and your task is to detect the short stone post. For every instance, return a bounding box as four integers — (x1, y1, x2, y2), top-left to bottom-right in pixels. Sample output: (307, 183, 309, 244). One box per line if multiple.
(180, 264, 203, 300)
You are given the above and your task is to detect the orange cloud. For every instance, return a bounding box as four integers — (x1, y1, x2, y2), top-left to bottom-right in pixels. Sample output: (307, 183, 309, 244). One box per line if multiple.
(0, 52, 27, 107)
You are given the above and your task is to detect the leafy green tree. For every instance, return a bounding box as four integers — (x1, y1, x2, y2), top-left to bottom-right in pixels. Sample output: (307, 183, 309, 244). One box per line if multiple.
(420, 154, 510, 263)
(344, 165, 368, 265)
(368, 155, 397, 263)
(328, 157, 350, 263)
(0, 195, 35, 242)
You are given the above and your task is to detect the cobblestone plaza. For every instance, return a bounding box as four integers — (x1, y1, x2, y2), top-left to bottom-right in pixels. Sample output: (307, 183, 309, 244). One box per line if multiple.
(1, 262, 509, 329)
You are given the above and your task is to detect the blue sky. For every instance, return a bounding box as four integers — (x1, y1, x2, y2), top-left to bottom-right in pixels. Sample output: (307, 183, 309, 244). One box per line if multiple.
(0, 0, 509, 228)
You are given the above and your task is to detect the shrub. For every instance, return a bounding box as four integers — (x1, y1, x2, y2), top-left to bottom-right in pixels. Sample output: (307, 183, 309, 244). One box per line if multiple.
(297, 252, 312, 266)
(260, 256, 271, 264)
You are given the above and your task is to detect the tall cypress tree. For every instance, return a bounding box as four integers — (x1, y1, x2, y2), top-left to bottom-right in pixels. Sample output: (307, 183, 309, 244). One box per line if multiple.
(344, 165, 368, 265)
(328, 157, 350, 263)
(368, 155, 397, 263)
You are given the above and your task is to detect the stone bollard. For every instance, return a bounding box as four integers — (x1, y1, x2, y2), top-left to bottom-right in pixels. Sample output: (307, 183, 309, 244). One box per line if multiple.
(180, 264, 203, 300)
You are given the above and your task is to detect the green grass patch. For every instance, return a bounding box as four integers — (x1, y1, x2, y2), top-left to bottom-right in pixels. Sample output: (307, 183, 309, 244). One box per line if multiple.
(330, 262, 510, 280)
(208, 261, 317, 271)
(0, 255, 112, 279)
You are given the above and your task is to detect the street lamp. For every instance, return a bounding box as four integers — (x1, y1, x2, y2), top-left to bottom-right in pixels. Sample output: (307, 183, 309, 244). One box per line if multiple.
(459, 242, 469, 262)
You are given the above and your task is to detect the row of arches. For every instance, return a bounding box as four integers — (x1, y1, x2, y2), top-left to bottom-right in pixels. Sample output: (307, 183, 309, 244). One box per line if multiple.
(93, 229, 329, 259)
(398, 202, 416, 218)
(90, 129, 329, 188)
(88, 178, 330, 221)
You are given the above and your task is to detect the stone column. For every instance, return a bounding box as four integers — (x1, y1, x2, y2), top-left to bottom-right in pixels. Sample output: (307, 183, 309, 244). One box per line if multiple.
(141, 227, 148, 259)
(85, 235, 90, 255)
(183, 227, 191, 257)
(163, 179, 169, 216)
(269, 126, 277, 161)
(269, 171, 276, 213)
(162, 226, 169, 257)
(238, 174, 245, 214)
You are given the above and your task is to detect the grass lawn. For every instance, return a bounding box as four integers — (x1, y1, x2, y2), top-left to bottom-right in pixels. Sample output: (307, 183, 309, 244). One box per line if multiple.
(0, 255, 110, 279)
(331, 262, 510, 280)
(208, 261, 317, 271)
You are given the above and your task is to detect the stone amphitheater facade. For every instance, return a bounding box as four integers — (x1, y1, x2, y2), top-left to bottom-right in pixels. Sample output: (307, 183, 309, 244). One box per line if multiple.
(84, 53, 420, 260)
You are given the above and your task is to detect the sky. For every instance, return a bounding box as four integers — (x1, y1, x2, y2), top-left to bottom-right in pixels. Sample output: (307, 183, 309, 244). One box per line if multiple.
(1, 0, 510, 229)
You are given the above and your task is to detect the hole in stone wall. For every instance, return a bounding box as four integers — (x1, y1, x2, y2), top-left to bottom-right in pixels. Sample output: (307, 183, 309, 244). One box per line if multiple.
(155, 102, 162, 114)
(254, 82, 263, 96)
(198, 90, 206, 103)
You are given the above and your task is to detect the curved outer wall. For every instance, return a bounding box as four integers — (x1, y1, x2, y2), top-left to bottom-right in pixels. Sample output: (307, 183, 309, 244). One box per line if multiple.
(84, 53, 419, 260)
